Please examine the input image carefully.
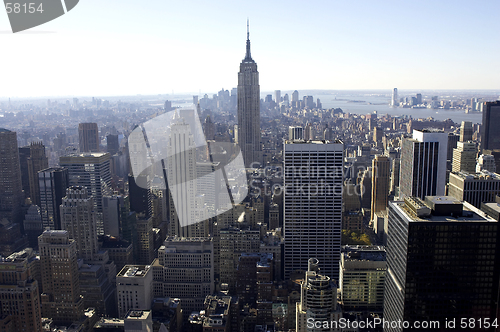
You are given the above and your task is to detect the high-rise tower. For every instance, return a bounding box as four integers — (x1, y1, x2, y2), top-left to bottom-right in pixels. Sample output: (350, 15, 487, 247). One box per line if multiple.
(370, 155, 390, 221)
(38, 167, 69, 230)
(237, 20, 261, 168)
(27, 142, 48, 206)
(481, 101, 500, 151)
(60, 186, 98, 261)
(38, 230, 84, 325)
(283, 140, 343, 281)
(78, 122, 100, 153)
(399, 129, 448, 199)
(0, 129, 23, 224)
(384, 197, 499, 331)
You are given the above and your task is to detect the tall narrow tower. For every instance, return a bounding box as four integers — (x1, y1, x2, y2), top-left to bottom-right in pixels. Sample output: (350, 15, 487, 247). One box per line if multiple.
(237, 20, 261, 168)
(27, 142, 48, 206)
(283, 140, 344, 281)
(0, 128, 23, 224)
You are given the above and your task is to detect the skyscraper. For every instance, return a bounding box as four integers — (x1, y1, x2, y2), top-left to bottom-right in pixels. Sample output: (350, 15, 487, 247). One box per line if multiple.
(283, 139, 343, 281)
(106, 134, 119, 155)
(60, 186, 98, 261)
(38, 230, 84, 325)
(237, 21, 261, 168)
(153, 237, 214, 316)
(167, 118, 208, 238)
(0, 248, 43, 332)
(452, 141, 476, 173)
(38, 167, 69, 230)
(370, 155, 390, 221)
(384, 196, 499, 331)
(399, 129, 448, 199)
(59, 152, 112, 234)
(27, 142, 48, 206)
(459, 120, 473, 142)
(274, 90, 281, 104)
(481, 100, 500, 151)
(0, 128, 24, 224)
(391, 88, 398, 107)
(78, 122, 100, 153)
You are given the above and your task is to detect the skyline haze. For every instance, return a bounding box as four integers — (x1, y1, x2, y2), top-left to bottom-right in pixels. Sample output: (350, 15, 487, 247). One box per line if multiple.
(1, 0, 499, 97)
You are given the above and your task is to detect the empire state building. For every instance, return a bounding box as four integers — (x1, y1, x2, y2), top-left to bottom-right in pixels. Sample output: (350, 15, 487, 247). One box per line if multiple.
(237, 21, 261, 168)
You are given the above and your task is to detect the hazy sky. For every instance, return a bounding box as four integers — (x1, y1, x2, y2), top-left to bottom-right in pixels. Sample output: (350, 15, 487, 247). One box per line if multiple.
(1, 0, 499, 98)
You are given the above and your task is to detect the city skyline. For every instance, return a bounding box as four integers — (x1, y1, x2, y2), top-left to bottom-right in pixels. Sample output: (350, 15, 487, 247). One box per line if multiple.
(1, 0, 500, 98)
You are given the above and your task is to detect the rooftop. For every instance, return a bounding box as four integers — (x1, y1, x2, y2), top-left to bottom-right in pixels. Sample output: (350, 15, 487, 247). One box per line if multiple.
(125, 310, 151, 320)
(118, 265, 150, 277)
(394, 196, 496, 223)
(285, 139, 343, 145)
(451, 170, 500, 180)
(342, 245, 386, 262)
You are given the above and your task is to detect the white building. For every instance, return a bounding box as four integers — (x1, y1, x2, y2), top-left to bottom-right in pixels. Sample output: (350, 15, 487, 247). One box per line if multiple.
(117, 265, 153, 318)
(283, 140, 343, 281)
(399, 129, 448, 199)
(124, 310, 153, 332)
(476, 154, 496, 173)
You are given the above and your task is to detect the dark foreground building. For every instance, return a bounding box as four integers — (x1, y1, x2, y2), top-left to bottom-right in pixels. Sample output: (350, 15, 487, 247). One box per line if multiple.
(384, 196, 500, 331)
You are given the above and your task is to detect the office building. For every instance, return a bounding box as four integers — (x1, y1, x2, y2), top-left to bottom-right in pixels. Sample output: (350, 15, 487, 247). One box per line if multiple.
(384, 196, 499, 331)
(124, 310, 153, 332)
(99, 236, 134, 272)
(60, 152, 112, 234)
(19, 145, 31, 198)
(476, 154, 496, 173)
(116, 265, 153, 318)
(275, 90, 281, 104)
(237, 22, 261, 167)
(391, 88, 398, 107)
(0, 129, 24, 224)
(452, 141, 476, 173)
(371, 155, 390, 221)
(38, 230, 84, 325)
(27, 142, 48, 206)
(481, 101, 500, 151)
(447, 133, 459, 163)
(0, 248, 43, 332)
(38, 167, 69, 230)
(167, 118, 208, 237)
(283, 140, 343, 281)
(0, 219, 28, 257)
(128, 174, 152, 218)
(78, 122, 99, 152)
(296, 258, 341, 332)
(23, 204, 44, 248)
(60, 186, 98, 261)
(459, 121, 473, 142)
(399, 129, 448, 199)
(340, 245, 386, 313)
(288, 126, 303, 141)
(106, 134, 120, 155)
(153, 237, 214, 316)
(78, 261, 117, 317)
(136, 215, 154, 265)
(448, 170, 500, 208)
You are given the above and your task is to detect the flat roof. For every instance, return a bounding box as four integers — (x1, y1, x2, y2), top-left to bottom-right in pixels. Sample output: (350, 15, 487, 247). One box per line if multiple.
(393, 200, 496, 223)
(118, 265, 150, 277)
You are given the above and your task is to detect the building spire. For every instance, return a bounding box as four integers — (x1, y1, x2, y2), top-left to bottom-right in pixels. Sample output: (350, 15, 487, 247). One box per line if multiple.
(245, 18, 252, 61)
